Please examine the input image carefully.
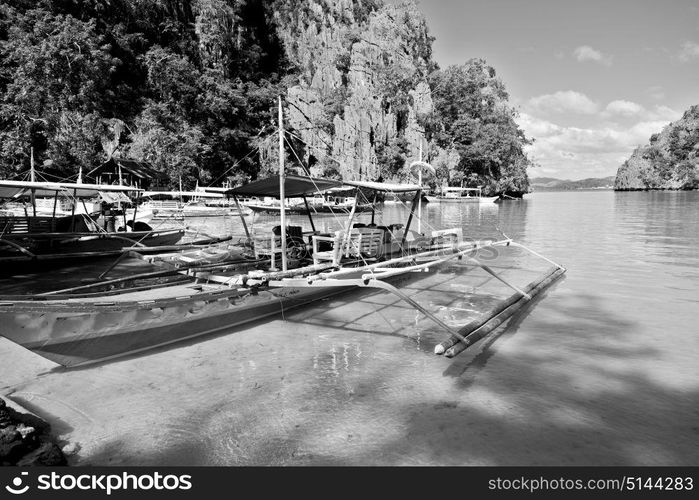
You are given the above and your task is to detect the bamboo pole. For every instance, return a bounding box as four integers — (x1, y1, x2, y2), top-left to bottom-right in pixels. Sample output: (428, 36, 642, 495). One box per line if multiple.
(39, 254, 261, 296)
(314, 239, 511, 280)
(370, 192, 377, 225)
(401, 190, 422, 247)
(131, 191, 140, 227)
(278, 96, 287, 272)
(51, 192, 58, 219)
(343, 193, 360, 257)
(417, 142, 422, 233)
(70, 188, 77, 231)
(232, 194, 250, 240)
(434, 264, 562, 354)
(435, 266, 565, 356)
(302, 194, 316, 232)
(466, 256, 531, 299)
(30, 148, 35, 182)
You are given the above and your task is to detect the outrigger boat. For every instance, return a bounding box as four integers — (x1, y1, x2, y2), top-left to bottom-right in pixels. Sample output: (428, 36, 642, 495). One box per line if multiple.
(425, 186, 499, 203)
(0, 100, 565, 367)
(0, 180, 184, 266)
(0, 174, 565, 367)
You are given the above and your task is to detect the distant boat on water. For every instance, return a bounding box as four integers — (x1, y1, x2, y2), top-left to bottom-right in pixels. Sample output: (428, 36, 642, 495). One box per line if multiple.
(425, 186, 499, 203)
(244, 189, 373, 215)
(141, 190, 250, 219)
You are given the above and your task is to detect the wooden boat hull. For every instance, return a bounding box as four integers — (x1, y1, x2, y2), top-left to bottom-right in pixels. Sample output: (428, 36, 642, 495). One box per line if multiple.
(0, 229, 185, 265)
(0, 259, 428, 368)
(0, 282, 359, 367)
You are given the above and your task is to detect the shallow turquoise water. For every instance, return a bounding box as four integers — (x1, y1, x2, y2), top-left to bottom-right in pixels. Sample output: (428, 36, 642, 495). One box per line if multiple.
(2, 190, 698, 465)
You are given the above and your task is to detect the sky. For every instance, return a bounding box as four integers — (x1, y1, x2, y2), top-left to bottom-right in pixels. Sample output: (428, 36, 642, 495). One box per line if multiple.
(414, 0, 699, 179)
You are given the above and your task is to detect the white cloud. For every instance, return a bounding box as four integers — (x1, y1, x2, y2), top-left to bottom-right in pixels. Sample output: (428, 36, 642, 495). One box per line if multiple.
(678, 41, 699, 62)
(527, 91, 599, 115)
(518, 90, 683, 178)
(650, 105, 682, 121)
(601, 101, 680, 122)
(517, 113, 561, 138)
(573, 45, 613, 66)
(517, 108, 677, 179)
(604, 100, 645, 117)
(627, 120, 673, 140)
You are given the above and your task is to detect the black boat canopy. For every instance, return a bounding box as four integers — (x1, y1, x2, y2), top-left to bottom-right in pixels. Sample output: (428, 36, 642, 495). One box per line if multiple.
(224, 175, 423, 199)
(225, 175, 341, 198)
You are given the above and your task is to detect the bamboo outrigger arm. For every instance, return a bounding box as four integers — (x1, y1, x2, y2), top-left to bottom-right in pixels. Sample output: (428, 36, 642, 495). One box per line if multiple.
(266, 238, 567, 353)
(438, 265, 566, 357)
(0, 239, 37, 258)
(265, 239, 521, 342)
(465, 257, 531, 299)
(267, 274, 466, 340)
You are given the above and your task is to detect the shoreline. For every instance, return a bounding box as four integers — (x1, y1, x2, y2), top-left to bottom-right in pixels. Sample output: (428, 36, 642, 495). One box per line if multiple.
(0, 396, 69, 466)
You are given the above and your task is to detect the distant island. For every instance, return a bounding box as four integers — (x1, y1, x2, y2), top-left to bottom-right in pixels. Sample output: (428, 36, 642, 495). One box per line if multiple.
(530, 176, 616, 191)
(615, 105, 699, 191)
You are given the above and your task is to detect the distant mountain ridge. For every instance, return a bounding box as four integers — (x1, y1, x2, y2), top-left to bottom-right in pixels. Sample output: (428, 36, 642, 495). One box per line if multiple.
(530, 176, 616, 191)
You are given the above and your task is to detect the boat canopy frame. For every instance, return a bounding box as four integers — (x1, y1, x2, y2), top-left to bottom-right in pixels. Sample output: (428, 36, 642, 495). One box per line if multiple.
(0, 179, 145, 236)
(224, 174, 425, 250)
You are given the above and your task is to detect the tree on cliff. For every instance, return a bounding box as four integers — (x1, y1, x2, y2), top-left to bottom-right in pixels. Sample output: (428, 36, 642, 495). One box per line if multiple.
(0, 0, 533, 193)
(0, 0, 292, 187)
(426, 59, 532, 194)
(0, 6, 118, 177)
(615, 104, 699, 190)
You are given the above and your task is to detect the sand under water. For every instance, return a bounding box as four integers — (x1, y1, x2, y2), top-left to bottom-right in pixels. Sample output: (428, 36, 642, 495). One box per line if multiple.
(1, 191, 698, 465)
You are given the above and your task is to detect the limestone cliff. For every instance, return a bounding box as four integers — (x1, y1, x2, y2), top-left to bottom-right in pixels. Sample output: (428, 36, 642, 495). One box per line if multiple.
(615, 105, 699, 191)
(0, 0, 533, 190)
(272, 0, 434, 181)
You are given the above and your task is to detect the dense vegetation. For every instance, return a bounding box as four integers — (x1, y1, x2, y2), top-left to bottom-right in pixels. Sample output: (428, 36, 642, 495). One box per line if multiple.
(0, 0, 533, 194)
(427, 60, 531, 195)
(615, 105, 699, 190)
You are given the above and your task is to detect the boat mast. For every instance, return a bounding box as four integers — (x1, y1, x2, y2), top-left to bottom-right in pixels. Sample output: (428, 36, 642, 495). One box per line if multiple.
(30, 147, 36, 182)
(30, 147, 36, 216)
(278, 96, 288, 272)
(418, 142, 423, 233)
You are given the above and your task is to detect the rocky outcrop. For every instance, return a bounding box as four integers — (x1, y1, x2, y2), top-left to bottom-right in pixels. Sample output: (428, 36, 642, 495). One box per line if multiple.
(0, 397, 67, 466)
(273, 0, 434, 180)
(615, 105, 699, 190)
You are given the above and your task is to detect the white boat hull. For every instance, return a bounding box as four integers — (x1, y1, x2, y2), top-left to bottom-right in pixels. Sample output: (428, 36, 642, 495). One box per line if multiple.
(425, 195, 499, 203)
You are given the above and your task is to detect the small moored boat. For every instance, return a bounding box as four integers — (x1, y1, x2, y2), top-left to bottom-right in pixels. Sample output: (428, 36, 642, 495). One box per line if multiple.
(425, 186, 499, 203)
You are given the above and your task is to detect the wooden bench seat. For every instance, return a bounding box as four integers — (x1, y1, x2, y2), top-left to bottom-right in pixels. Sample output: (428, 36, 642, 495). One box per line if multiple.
(312, 228, 385, 266)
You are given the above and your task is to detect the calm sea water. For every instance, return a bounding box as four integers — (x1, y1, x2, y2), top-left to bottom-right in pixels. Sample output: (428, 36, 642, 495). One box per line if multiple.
(2, 190, 698, 465)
